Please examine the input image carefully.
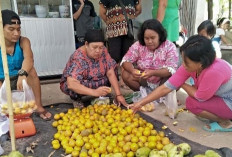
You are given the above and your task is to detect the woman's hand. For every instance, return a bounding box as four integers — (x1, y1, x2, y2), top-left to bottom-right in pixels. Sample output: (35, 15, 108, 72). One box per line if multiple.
(94, 86, 111, 97)
(132, 69, 142, 78)
(128, 102, 143, 114)
(115, 95, 128, 107)
(141, 69, 153, 79)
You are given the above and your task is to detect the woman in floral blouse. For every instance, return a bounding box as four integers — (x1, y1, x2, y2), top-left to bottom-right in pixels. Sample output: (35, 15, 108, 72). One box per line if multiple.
(60, 29, 127, 107)
(121, 19, 179, 91)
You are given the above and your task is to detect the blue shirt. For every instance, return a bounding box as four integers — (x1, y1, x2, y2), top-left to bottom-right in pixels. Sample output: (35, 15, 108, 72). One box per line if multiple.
(0, 39, 24, 79)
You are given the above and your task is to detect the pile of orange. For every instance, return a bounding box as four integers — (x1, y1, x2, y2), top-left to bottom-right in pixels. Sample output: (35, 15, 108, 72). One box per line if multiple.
(51, 104, 171, 157)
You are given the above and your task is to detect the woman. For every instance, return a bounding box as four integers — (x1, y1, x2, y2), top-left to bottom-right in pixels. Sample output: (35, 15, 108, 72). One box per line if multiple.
(197, 20, 221, 58)
(121, 19, 179, 91)
(131, 35, 232, 132)
(213, 17, 231, 45)
(152, 0, 181, 42)
(60, 29, 127, 107)
(99, 0, 142, 63)
(72, 0, 96, 48)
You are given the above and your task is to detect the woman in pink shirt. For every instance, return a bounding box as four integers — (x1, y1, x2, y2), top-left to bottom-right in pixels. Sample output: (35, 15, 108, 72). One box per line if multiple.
(130, 35, 232, 132)
(121, 19, 179, 91)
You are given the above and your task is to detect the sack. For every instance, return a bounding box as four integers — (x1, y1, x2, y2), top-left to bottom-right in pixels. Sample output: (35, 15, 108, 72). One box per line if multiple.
(163, 90, 178, 119)
(127, 19, 134, 39)
(0, 79, 36, 115)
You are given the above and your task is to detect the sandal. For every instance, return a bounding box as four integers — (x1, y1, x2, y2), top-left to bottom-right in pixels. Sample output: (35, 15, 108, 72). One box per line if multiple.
(203, 122, 232, 132)
(36, 110, 52, 121)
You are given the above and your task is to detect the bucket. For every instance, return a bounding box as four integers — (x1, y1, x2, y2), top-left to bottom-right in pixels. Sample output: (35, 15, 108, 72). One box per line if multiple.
(35, 5, 47, 18)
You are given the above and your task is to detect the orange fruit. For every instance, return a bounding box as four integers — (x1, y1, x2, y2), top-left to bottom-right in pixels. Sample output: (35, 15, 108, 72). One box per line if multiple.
(51, 139, 59, 145)
(52, 121, 58, 127)
(65, 146, 73, 154)
(123, 145, 131, 153)
(111, 127, 118, 134)
(106, 145, 113, 153)
(92, 152, 100, 157)
(130, 143, 138, 152)
(148, 141, 156, 149)
(131, 136, 139, 143)
(53, 133, 60, 139)
(162, 137, 170, 145)
(75, 139, 84, 147)
(127, 151, 134, 157)
(52, 143, 60, 150)
(54, 114, 60, 120)
(79, 152, 88, 157)
(71, 150, 79, 157)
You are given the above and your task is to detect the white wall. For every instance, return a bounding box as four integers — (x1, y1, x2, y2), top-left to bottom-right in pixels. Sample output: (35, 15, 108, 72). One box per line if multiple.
(1, 0, 12, 10)
(194, 0, 207, 34)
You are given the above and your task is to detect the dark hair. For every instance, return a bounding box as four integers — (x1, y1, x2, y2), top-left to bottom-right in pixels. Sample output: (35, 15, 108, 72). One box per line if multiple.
(137, 19, 167, 46)
(84, 29, 105, 43)
(180, 35, 216, 69)
(197, 20, 216, 38)
(217, 17, 230, 26)
(1, 9, 21, 27)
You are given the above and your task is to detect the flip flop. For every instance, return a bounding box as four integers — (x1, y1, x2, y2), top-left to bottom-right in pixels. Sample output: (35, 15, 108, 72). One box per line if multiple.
(203, 122, 232, 132)
(35, 110, 52, 121)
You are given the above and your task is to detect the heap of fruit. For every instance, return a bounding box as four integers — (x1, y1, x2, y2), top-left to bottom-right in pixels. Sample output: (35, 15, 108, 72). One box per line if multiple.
(0, 101, 36, 115)
(51, 104, 171, 157)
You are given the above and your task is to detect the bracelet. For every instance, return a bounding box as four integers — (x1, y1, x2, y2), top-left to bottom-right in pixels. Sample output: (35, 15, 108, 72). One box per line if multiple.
(116, 94, 122, 97)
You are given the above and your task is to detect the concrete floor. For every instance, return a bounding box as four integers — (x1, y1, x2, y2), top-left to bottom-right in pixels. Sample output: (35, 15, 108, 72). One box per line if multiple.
(41, 80, 232, 149)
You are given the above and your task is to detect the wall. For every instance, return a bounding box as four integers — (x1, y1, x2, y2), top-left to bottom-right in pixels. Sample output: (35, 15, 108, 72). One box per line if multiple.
(194, 0, 207, 34)
(1, 0, 12, 10)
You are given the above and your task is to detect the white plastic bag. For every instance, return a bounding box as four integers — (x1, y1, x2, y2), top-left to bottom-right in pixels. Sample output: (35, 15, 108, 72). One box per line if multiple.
(163, 90, 178, 119)
(0, 79, 36, 115)
(132, 86, 149, 103)
(132, 86, 157, 112)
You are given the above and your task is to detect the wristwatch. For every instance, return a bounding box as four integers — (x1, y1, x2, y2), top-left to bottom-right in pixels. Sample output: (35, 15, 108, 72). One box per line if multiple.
(18, 69, 28, 77)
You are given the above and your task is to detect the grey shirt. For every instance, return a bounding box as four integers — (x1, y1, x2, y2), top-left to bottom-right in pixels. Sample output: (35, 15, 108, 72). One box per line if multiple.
(73, 1, 96, 37)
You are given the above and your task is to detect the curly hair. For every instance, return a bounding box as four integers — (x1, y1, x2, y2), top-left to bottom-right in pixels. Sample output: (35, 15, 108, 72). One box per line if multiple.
(137, 19, 167, 46)
(180, 35, 216, 69)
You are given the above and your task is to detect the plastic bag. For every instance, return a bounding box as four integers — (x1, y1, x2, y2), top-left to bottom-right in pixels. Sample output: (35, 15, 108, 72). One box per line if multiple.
(132, 86, 156, 112)
(0, 79, 36, 115)
(163, 90, 178, 119)
(91, 97, 110, 105)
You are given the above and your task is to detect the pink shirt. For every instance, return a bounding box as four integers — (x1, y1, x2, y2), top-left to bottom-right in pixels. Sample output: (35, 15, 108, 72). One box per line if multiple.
(121, 40, 178, 84)
(167, 59, 232, 102)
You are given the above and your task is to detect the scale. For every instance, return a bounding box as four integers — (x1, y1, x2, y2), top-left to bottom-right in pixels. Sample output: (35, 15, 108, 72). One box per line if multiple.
(11, 113, 36, 139)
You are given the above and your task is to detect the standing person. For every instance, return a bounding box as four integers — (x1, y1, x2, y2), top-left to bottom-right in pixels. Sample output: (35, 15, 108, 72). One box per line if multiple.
(0, 10, 52, 120)
(197, 20, 221, 58)
(152, 0, 181, 43)
(60, 29, 127, 107)
(72, 0, 97, 48)
(99, 0, 142, 63)
(130, 35, 232, 132)
(213, 17, 231, 46)
(121, 19, 179, 91)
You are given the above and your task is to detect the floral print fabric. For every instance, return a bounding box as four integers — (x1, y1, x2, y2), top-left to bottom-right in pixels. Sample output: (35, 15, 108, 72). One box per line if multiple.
(99, 0, 139, 38)
(121, 40, 179, 84)
(60, 47, 117, 98)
